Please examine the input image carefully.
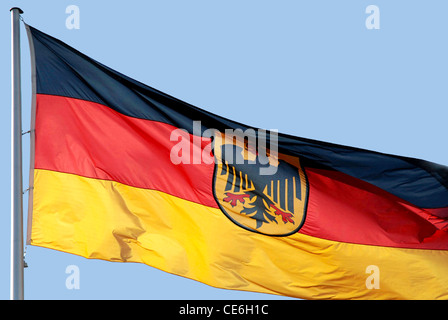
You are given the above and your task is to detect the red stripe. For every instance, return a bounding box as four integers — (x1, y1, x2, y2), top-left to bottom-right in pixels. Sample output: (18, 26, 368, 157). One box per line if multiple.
(301, 168, 448, 249)
(35, 94, 448, 249)
(35, 94, 218, 208)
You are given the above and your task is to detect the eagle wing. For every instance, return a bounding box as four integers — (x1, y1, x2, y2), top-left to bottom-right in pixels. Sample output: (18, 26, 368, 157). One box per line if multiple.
(219, 145, 302, 222)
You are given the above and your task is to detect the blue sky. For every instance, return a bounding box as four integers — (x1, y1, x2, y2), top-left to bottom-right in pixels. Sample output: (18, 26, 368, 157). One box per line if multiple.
(1, 1, 447, 299)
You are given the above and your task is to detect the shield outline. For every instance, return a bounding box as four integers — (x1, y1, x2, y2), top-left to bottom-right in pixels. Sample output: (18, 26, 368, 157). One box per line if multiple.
(211, 133, 309, 237)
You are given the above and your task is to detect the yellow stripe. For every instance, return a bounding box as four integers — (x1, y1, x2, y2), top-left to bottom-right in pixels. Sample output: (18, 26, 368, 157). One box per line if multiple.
(30, 169, 448, 299)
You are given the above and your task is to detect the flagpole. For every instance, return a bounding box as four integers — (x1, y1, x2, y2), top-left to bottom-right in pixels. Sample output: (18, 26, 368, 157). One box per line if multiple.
(10, 7, 24, 301)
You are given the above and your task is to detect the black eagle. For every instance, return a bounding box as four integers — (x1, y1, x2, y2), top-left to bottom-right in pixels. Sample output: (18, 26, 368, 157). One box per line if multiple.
(218, 144, 302, 229)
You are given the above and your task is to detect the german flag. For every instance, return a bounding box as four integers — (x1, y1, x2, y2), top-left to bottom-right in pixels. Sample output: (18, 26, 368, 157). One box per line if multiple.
(26, 24, 448, 299)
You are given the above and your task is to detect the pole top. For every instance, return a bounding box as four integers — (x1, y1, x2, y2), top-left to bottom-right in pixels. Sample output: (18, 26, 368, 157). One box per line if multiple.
(10, 7, 24, 14)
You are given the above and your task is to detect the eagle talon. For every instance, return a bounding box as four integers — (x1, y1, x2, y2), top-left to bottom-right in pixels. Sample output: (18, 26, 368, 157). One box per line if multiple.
(270, 204, 294, 224)
(223, 192, 251, 207)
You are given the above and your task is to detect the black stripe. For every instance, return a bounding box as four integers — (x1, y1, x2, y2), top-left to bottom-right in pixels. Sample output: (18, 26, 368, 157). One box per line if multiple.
(27, 24, 448, 209)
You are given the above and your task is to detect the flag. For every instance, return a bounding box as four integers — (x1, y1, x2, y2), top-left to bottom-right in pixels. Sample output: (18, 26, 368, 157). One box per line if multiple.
(25, 24, 448, 299)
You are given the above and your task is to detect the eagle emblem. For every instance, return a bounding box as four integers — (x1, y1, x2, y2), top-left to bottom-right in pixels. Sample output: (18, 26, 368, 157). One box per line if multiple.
(213, 133, 308, 236)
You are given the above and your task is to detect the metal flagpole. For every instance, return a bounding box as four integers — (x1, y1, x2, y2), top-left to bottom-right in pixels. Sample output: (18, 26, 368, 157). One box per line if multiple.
(10, 7, 24, 301)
